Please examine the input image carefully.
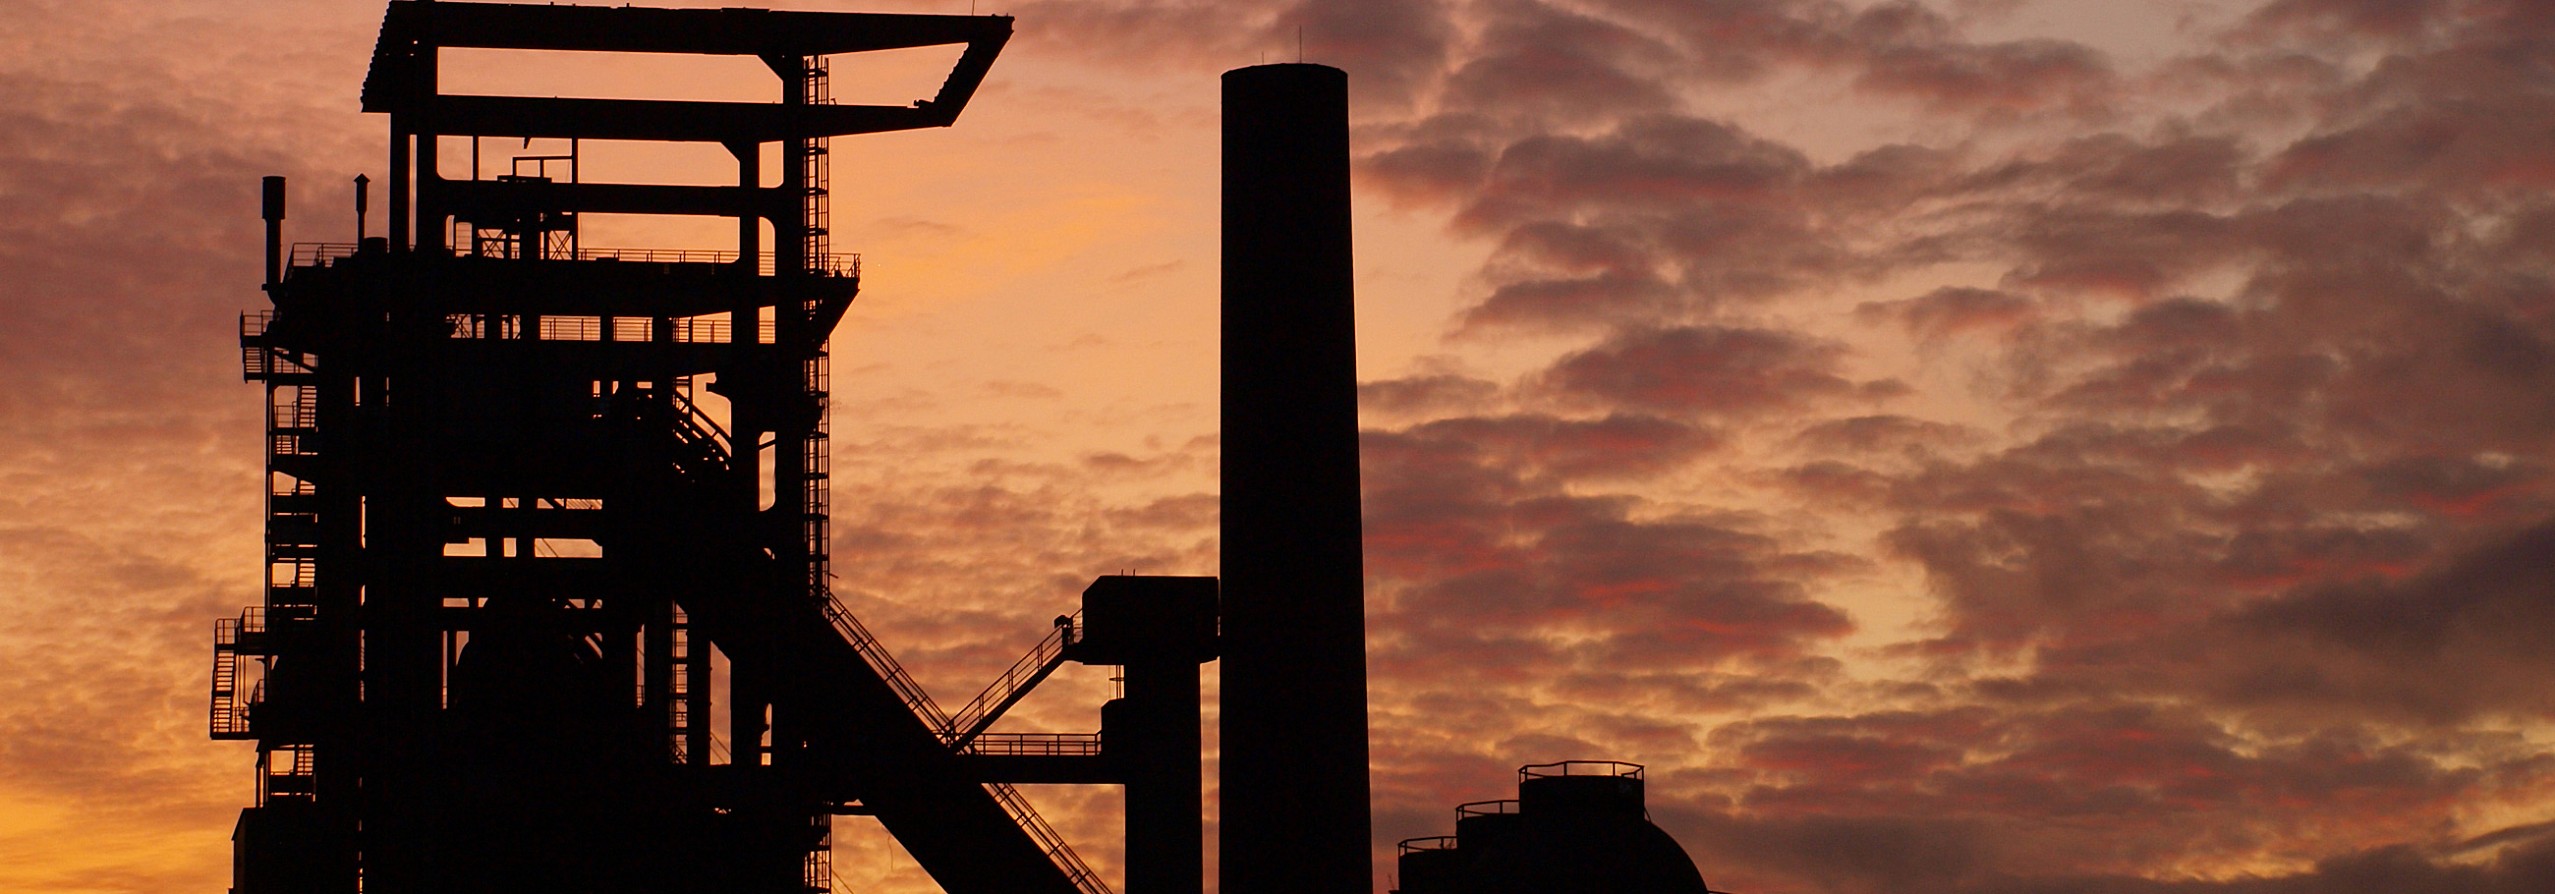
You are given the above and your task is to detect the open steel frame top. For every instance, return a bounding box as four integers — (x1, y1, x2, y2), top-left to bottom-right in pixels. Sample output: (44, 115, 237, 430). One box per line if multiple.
(361, 0, 1014, 142)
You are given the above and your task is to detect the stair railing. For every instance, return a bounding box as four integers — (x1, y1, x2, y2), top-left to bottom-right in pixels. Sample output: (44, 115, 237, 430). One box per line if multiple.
(641, 384, 1109, 894)
(987, 781, 1113, 894)
(946, 612, 1078, 750)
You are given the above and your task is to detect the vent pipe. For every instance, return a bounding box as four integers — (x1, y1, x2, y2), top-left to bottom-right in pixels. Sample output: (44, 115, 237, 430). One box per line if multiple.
(1219, 62, 1372, 894)
(261, 175, 286, 288)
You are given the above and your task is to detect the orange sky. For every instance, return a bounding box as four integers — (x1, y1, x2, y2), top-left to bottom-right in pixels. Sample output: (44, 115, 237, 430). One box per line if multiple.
(7, 1, 2555, 892)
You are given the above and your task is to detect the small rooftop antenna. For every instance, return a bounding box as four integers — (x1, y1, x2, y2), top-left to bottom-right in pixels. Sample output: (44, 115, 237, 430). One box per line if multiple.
(1297, 26, 1303, 62)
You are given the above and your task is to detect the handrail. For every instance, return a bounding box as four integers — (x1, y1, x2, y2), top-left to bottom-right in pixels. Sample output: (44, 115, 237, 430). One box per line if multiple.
(1397, 836, 1458, 854)
(210, 618, 243, 737)
(289, 241, 862, 278)
(987, 782, 1113, 894)
(271, 394, 317, 431)
(448, 312, 774, 345)
(819, 596, 955, 733)
(634, 385, 954, 735)
(637, 389, 1104, 894)
(945, 612, 1078, 750)
(964, 732, 1103, 757)
(1519, 760, 1643, 781)
(816, 593, 1113, 894)
(240, 310, 317, 380)
(665, 389, 732, 457)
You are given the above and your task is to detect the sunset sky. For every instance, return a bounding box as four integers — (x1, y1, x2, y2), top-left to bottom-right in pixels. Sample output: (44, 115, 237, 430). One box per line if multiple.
(7, 0, 2555, 892)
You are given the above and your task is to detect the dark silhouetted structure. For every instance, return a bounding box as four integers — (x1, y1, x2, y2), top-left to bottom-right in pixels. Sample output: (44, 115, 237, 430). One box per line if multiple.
(1219, 61, 1374, 894)
(214, 4, 1217, 893)
(1392, 762, 1712, 894)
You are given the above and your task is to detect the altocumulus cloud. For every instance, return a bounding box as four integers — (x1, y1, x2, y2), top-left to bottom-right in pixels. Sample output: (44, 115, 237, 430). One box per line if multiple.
(1346, 0, 2555, 892)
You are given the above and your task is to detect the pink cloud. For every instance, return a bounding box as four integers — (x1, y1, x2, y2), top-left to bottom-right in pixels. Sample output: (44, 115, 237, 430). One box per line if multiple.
(1539, 325, 1862, 416)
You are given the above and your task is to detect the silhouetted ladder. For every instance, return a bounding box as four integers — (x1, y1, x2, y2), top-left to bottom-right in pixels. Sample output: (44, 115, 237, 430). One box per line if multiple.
(667, 605, 699, 760)
(801, 56, 832, 265)
(797, 54, 836, 609)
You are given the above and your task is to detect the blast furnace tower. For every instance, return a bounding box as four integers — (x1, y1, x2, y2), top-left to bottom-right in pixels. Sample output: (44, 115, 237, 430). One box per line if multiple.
(213, 4, 1216, 893)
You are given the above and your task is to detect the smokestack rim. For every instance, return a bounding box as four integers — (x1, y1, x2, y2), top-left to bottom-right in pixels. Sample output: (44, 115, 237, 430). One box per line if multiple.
(1220, 61, 1346, 87)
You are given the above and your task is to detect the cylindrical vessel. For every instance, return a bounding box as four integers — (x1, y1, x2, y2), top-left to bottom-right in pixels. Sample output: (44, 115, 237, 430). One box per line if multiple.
(1219, 62, 1371, 894)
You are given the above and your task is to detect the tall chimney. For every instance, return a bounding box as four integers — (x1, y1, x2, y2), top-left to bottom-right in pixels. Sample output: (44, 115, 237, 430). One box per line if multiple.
(1219, 62, 1371, 894)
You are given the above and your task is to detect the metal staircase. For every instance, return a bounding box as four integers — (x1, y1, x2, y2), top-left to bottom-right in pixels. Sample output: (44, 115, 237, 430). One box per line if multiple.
(814, 600, 1115, 894)
(946, 614, 1080, 750)
(239, 310, 314, 382)
(212, 314, 324, 765)
(992, 780, 1113, 894)
(646, 381, 1112, 894)
(209, 612, 257, 739)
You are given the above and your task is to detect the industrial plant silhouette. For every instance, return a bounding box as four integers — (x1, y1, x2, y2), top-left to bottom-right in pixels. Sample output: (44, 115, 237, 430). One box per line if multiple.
(211, 3, 1712, 893)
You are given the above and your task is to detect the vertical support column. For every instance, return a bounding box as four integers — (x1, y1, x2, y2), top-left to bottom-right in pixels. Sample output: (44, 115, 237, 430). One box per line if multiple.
(771, 57, 809, 582)
(389, 122, 410, 251)
(1124, 660, 1204, 894)
(413, 39, 444, 256)
(363, 367, 449, 894)
(686, 621, 714, 768)
(732, 141, 762, 271)
(645, 597, 676, 751)
(1219, 62, 1370, 894)
(732, 646, 769, 769)
(313, 323, 367, 894)
(774, 54, 811, 278)
(1085, 574, 1216, 894)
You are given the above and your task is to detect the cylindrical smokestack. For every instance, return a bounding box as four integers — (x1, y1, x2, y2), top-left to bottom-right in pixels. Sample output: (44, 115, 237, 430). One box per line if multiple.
(262, 175, 287, 288)
(1219, 62, 1370, 894)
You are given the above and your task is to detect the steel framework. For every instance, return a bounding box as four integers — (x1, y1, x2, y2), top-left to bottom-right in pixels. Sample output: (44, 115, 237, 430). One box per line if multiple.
(215, 4, 1212, 893)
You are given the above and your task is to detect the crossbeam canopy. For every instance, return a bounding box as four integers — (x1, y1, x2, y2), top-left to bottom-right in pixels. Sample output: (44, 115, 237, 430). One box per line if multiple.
(362, 0, 1011, 140)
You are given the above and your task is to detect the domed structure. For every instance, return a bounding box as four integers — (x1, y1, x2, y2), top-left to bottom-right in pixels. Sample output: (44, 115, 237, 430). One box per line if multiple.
(1392, 761, 1712, 894)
